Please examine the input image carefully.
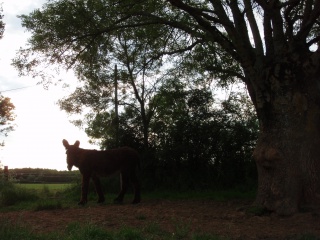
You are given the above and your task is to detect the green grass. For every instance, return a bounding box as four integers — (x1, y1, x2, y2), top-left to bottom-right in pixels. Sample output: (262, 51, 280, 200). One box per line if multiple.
(0, 219, 37, 240)
(0, 182, 74, 211)
(0, 220, 230, 240)
(13, 183, 256, 202)
(17, 183, 72, 193)
(0, 220, 318, 240)
(0, 181, 256, 212)
(34, 199, 63, 211)
(0, 181, 38, 208)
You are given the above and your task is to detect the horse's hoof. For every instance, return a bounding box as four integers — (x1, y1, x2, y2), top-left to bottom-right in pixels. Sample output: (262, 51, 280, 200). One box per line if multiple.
(131, 200, 140, 204)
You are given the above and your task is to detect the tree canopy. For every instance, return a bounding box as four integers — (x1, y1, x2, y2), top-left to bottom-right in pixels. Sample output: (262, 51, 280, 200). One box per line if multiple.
(13, 0, 246, 87)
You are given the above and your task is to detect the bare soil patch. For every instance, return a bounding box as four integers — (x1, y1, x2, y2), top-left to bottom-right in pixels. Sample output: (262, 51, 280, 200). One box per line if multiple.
(1, 199, 320, 239)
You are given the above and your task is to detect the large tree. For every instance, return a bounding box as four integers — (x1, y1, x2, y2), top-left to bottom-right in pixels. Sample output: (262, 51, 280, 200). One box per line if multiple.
(13, 0, 320, 215)
(57, 27, 167, 150)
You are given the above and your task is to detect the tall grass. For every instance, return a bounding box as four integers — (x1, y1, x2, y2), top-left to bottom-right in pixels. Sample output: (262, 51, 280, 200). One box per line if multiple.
(0, 180, 72, 211)
(0, 220, 37, 240)
(0, 179, 257, 211)
(0, 181, 38, 207)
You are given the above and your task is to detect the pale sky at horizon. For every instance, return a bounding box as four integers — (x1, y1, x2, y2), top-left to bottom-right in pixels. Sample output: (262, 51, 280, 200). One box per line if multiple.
(0, 0, 97, 170)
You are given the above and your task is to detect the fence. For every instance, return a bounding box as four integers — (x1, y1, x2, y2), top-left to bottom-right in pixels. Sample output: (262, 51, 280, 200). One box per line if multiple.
(2, 167, 78, 183)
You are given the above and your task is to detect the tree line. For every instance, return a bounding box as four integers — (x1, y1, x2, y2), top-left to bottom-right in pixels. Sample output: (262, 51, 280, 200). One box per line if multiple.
(2, 168, 78, 184)
(75, 84, 259, 190)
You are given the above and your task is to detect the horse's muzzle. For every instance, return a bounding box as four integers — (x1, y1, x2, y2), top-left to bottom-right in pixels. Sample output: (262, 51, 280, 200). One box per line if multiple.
(67, 165, 73, 171)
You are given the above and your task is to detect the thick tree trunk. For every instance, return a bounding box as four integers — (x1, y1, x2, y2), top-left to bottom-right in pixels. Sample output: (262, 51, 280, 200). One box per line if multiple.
(251, 50, 320, 215)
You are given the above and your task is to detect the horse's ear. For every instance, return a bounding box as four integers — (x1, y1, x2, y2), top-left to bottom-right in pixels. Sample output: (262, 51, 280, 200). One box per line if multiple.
(62, 139, 69, 149)
(74, 140, 80, 148)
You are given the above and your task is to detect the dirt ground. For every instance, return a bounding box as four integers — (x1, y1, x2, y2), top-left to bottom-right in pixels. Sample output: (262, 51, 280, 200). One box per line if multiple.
(1, 199, 320, 239)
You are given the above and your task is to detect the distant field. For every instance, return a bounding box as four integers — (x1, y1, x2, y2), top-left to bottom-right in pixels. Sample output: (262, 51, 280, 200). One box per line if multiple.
(16, 183, 72, 192)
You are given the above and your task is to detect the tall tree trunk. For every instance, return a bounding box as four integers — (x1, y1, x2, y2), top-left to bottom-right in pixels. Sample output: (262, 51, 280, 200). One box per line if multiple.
(251, 50, 320, 215)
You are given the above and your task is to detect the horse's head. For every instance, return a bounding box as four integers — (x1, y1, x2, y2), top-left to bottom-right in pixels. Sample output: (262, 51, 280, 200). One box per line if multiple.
(62, 139, 80, 171)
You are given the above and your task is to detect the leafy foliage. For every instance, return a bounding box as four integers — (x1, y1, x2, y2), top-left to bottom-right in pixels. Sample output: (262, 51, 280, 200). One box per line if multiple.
(0, 4, 4, 40)
(147, 87, 258, 190)
(0, 94, 16, 147)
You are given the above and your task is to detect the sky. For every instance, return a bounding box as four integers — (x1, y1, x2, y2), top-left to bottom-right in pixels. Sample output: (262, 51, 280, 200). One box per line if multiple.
(0, 0, 97, 170)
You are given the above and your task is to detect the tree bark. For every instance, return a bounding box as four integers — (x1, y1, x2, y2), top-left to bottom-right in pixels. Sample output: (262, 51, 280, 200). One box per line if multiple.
(252, 50, 320, 215)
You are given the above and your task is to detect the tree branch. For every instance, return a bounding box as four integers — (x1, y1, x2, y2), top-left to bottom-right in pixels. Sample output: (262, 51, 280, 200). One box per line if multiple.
(243, 0, 264, 56)
(297, 0, 320, 41)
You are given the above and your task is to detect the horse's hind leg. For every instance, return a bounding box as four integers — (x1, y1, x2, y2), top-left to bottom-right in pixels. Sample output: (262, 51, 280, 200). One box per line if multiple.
(92, 175, 105, 203)
(114, 173, 129, 204)
(79, 174, 90, 205)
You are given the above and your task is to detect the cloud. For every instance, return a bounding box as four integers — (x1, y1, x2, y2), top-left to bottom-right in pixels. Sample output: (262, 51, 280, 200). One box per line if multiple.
(2, 0, 46, 34)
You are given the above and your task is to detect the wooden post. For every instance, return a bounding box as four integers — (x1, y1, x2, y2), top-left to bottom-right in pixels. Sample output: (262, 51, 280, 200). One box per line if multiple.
(4, 166, 8, 181)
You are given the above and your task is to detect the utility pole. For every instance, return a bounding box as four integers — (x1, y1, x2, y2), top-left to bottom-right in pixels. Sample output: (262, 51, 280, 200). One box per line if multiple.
(114, 64, 119, 147)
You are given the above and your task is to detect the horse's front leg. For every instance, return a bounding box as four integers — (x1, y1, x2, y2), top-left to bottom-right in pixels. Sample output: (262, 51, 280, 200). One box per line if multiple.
(79, 174, 90, 205)
(92, 175, 105, 203)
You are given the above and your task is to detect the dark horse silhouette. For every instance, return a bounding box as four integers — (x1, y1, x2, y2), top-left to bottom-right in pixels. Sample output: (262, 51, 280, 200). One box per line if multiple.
(62, 139, 141, 205)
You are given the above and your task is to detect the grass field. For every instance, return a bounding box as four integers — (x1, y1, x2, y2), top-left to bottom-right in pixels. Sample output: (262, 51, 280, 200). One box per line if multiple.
(15, 183, 257, 201)
(16, 183, 72, 193)
(0, 182, 76, 212)
(0, 182, 256, 212)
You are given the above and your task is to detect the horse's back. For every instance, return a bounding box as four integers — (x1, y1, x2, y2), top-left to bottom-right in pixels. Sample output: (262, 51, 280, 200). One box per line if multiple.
(83, 147, 139, 175)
